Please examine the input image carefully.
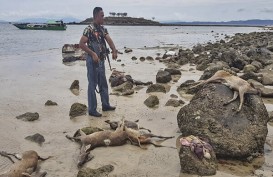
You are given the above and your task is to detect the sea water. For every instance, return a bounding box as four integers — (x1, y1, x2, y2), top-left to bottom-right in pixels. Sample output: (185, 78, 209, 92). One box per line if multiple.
(0, 23, 265, 60)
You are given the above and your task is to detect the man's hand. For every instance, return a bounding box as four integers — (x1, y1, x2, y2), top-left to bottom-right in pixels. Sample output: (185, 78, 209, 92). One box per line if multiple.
(91, 52, 100, 62)
(112, 50, 118, 60)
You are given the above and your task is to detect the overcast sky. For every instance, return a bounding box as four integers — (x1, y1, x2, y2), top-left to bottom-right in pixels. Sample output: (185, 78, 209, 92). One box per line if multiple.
(0, 0, 273, 22)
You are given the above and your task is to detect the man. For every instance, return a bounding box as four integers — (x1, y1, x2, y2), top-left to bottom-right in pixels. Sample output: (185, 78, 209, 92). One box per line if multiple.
(79, 7, 117, 117)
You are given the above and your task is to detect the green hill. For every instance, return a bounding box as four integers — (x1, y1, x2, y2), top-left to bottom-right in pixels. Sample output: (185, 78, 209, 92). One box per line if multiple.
(80, 17, 160, 26)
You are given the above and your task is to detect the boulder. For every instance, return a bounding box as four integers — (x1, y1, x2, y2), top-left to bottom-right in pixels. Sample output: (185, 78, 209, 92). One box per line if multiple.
(177, 83, 269, 158)
(156, 70, 172, 83)
(70, 80, 79, 90)
(69, 103, 87, 118)
(165, 99, 181, 107)
(146, 84, 166, 93)
(144, 95, 159, 108)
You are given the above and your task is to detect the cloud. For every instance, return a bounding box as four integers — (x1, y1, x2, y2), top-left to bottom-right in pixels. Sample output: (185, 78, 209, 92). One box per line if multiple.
(237, 8, 245, 12)
(260, 8, 273, 13)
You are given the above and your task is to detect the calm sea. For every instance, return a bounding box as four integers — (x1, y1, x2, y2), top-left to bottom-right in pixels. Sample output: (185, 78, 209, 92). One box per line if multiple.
(0, 23, 265, 60)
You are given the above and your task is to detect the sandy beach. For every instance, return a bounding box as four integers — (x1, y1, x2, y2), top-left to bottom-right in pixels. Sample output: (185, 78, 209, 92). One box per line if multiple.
(1, 37, 273, 177)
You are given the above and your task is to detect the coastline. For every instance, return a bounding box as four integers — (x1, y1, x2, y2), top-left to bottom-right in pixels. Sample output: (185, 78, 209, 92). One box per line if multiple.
(0, 28, 273, 176)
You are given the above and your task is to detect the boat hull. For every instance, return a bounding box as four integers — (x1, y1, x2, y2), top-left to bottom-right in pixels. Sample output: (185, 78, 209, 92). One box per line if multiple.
(13, 23, 67, 31)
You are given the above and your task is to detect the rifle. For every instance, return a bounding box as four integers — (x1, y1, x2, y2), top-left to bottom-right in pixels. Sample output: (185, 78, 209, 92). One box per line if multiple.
(104, 48, 112, 71)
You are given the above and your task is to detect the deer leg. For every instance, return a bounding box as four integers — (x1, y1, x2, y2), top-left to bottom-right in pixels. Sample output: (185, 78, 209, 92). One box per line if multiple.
(223, 91, 239, 106)
(143, 133, 174, 140)
(139, 127, 151, 133)
(237, 90, 245, 112)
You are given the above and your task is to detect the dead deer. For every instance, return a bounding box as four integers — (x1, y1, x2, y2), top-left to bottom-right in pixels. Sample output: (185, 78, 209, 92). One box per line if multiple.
(105, 119, 151, 132)
(66, 120, 175, 167)
(190, 70, 261, 112)
(66, 120, 128, 167)
(0, 150, 49, 177)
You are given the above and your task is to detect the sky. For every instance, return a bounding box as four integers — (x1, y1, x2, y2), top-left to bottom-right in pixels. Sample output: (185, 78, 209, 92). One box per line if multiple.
(0, 0, 273, 22)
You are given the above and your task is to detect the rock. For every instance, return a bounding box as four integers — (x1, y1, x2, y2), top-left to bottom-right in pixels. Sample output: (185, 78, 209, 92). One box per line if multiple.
(62, 44, 79, 53)
(70, 80, 79, 90)
(69, 103, 87, 118)
(131, 56, 137, 60)
(156, 70, 172, 83)
(125, 48, 133, 53)
(262, 74, 273, 85)
(164, 68, 181, 75)
(177, 136, 217, 176)
(25, 133, 45, 145)
(45, 100, 58, 106)
(146, 84, 166, 93)
(139, 57, 145, 61)
(165, 99, 181, 107)
(170, 94, 178, 98)
(144, 95, 159, 108)
(243, 64, 257, 73)
(77, 165, 114, 177)
(121, 89, 134, 96)
(146, 56, 154, 61)
(267, 45, 273, 52)
(16, 112, 39, 121)
(112, 82, 134, 92)
(177, 83, 269, 158)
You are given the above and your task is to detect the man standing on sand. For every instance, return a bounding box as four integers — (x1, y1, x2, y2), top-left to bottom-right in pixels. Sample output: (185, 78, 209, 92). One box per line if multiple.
(79, 7, 118, 117)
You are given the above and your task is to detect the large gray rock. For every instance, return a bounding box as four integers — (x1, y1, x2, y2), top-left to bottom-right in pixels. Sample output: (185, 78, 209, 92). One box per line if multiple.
(177, 83, 269, 158)
(156, 70, 172, 83)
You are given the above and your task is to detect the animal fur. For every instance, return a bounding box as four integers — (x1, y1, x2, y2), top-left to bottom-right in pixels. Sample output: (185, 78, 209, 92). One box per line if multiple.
(105, 119, 151, 132)
(66, 120, 128, 167)
(0, 150, 49, 177)
(66, 120, 175, 167)
(191, 70, 261, 112)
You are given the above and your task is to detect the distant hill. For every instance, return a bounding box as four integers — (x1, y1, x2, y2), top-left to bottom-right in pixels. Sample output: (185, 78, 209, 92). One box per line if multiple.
(162, 19, 273, 26)
(14, 17, 81, 23)
(0, 20, 8, 23)
(80, 17, 160, 26)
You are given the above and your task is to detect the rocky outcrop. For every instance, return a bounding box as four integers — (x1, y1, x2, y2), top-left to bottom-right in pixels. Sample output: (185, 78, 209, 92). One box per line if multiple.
(177, 83, 269, 158)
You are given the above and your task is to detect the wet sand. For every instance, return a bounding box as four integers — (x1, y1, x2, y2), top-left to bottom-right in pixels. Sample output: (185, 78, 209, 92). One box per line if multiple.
(0, 48, 273, 176)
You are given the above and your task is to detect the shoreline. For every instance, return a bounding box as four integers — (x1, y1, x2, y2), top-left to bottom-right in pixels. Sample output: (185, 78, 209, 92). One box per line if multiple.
(0, 29, 273, 176)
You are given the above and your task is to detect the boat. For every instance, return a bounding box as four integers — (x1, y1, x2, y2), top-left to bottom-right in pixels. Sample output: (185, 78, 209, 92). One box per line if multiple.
(13, 20, 67, 30)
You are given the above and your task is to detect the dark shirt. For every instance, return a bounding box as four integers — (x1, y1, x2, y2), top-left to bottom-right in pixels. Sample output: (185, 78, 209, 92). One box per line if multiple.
(83, 23, 108, 57)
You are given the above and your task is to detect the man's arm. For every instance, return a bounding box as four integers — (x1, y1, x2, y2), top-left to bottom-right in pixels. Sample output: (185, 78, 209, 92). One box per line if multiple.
(105, 34, 117, 60)
(79, 36, 100, 62)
